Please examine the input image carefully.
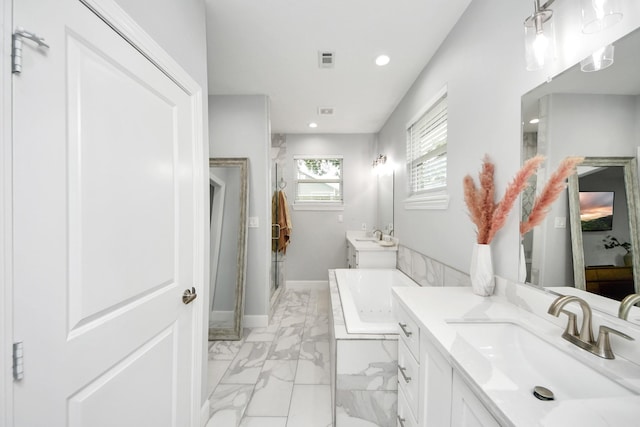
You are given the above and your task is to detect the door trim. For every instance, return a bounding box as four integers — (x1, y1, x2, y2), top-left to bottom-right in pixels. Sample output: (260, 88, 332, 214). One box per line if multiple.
(5, 1, 206, 426)
(1, 0, 13, 424)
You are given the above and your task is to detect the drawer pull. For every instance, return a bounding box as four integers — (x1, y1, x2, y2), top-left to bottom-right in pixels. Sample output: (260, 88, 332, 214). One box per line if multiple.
(398, 322, 412, 337)
(397, 415, 406, 427)
(399, 366, 412, 383)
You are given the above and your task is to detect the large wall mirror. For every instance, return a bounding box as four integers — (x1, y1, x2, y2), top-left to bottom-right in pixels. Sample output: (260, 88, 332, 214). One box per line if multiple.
(521, 26, 640, 323)
(209, 158, 249, 340)
(377, 170, 394, 234)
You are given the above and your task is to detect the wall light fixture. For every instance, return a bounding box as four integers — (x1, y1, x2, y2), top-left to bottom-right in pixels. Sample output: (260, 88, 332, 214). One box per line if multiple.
(524, 0, 556, 71)
(580, 44, 615, 72)
(581, 0, 623, 34)
(372, 154, 392, 175)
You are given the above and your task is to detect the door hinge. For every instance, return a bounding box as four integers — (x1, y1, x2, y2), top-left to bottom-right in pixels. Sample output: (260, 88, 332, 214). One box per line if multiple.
(12, 27, 50, 74)
(13, 342, 24, 381)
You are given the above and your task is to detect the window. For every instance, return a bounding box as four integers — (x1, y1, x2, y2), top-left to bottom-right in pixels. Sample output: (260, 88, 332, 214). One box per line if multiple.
(294, 156, 343, 206)
(407, 92, 447, 195)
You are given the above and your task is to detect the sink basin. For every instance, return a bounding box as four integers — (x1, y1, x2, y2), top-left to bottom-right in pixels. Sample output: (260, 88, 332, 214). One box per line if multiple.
(355, 238, 377, 242)
(446, 320, 635, 400)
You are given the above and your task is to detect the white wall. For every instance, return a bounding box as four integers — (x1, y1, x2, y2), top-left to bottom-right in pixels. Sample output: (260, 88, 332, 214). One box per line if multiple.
(114, 0, 208, 89)
(209, 95, 271, 318)
(283, 134, 377, 280)
(376, 0, 640, 281)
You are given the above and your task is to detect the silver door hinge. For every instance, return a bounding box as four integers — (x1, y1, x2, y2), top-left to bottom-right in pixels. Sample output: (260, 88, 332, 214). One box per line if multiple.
(12, 27, 50, 74)
(13, 342, 24, 381)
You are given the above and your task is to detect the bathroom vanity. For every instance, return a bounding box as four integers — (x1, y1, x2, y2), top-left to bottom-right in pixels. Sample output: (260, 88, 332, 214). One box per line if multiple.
(392, 283, 640, 427)
(346, 231, 397, 269)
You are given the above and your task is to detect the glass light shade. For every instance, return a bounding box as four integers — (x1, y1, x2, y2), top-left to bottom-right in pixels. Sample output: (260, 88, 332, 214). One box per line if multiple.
(524, 19, 555, 71)
(581, 0, 623, 34)
(580, 44, 615, 72)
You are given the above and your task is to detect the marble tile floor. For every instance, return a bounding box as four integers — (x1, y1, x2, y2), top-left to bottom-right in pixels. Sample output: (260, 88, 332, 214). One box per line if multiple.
(206, 287, 333, 427)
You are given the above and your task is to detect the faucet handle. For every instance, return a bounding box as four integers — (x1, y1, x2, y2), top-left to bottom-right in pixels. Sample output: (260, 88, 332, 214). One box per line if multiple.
(560, 309, 579, 338)
(595, 325, 634, 359)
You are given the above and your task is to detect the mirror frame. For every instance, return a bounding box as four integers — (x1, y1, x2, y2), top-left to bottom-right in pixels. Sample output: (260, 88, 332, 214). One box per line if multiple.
(568, 157, 640, 295)
(208, 157, 249, 341)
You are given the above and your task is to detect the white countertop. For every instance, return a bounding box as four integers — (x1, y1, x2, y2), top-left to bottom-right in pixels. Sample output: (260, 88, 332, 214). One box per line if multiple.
(346, 231, 398, 252)
(392, 286, 640, 427)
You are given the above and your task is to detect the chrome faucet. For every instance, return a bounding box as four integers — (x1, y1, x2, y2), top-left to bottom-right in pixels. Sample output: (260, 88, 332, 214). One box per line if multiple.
(372, 229, 383, 240)
(548, 295, 633, 359)
(619, 293, 640, 320)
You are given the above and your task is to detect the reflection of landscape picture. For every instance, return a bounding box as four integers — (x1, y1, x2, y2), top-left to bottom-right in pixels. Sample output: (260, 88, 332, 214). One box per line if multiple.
(579, 191, 614, 231)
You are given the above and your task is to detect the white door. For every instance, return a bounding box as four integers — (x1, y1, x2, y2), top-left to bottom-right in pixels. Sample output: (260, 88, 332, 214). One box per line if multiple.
(13, 1, 201, 426)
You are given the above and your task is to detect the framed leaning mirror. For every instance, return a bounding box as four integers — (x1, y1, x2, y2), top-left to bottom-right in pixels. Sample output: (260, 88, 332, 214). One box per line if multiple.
(208, 158, 249, 340)
(567, 157, 640, 300)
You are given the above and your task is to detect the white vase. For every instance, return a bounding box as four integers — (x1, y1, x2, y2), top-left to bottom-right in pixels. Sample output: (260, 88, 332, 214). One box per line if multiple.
(470, 243, 495, 296)
(519, 241, 527, 283)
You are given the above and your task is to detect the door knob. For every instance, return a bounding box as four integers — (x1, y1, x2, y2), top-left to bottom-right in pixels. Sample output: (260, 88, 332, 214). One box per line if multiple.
(182, 287, 197, 304)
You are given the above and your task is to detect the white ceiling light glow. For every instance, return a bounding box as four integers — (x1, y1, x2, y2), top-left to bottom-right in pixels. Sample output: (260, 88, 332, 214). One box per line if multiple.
(375, 55, 390, 66)
(308, 122, 318, 128)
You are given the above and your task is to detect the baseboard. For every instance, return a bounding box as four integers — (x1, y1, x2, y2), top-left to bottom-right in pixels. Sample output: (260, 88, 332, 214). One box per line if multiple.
(286, 280, 329, 290)
(209, 310, 234, 322)
(243, 314, 268, 328)
(200, 399, 210, 427)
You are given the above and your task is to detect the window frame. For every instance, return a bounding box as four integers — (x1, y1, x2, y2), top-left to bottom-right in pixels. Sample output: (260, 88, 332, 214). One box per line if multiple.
(404, 86, 450, 210)
(292, 155, 344, 211)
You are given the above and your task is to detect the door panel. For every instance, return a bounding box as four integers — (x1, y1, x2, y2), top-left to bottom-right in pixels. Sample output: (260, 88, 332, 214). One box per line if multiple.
(13, 1, 198, 425)
(67, 30, 177, 330)
(68, 326, 176, 427)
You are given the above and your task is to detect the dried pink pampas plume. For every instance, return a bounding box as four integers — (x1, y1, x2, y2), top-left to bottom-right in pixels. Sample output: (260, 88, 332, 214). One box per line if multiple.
(520, 156, 584, 236)
(487, 155, 545, 243)
(464, 155, 545, 244)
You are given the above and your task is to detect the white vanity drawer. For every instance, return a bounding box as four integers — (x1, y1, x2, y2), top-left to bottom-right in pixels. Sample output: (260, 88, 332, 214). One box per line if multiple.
(398, 339, 420, 419)
(397, 386, 419, 427)
(396, 304, 420, 359)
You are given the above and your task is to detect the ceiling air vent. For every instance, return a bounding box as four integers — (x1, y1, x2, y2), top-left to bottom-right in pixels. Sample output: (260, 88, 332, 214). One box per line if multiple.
(318, 107, 334, 116)
(318, 51, 335, 68)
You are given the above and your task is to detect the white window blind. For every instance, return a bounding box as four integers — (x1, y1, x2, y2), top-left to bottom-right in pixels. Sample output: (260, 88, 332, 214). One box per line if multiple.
(407, 94, 447, 194)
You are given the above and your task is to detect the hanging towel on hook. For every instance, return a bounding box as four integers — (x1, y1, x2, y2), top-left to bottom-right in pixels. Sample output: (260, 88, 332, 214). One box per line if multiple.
(272, 190, 292, 253)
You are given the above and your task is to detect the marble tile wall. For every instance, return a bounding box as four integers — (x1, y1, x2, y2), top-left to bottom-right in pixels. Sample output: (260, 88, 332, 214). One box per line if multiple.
(328, 270, 400, 427)
(335, 340, 398, 427)
(397, 244, 471, 288)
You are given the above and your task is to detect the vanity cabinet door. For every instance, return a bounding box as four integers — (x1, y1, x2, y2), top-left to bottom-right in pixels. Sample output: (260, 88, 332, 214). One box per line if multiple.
(347, 242, 356, 268)
(397, 387, 419, 427)
(396, 305, 420, 359)
(398, 340, 420, 419)
(421, 334, 453, 427)
(451, 372, 499, 427)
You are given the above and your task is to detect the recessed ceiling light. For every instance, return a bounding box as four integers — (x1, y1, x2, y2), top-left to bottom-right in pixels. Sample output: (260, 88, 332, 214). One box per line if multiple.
(529, 118, 540, 124)
(308, 122, 318, 128)
(375, 55, 390, 66)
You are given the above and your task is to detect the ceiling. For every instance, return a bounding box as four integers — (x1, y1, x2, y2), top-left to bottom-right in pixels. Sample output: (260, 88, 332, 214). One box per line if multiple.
(205, 0, 472, 134)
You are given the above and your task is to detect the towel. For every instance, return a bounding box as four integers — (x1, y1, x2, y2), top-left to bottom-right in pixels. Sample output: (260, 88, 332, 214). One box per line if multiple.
(272, 190, 292, 253)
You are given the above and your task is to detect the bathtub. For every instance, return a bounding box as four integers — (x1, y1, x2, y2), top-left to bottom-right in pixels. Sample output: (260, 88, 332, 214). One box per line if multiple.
(334, 268, 418, 334)
(328, 268, 419, 426)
